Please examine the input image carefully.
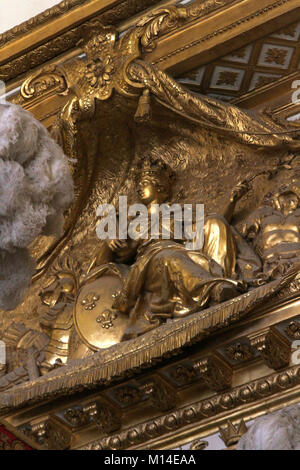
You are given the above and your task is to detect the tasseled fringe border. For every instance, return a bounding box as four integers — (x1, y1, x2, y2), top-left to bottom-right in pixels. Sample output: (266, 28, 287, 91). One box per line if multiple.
(0, 269, 297, 412)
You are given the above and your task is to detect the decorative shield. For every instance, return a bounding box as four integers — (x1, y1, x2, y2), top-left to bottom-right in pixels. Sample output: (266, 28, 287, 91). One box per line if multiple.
(74, 274, 128, 351)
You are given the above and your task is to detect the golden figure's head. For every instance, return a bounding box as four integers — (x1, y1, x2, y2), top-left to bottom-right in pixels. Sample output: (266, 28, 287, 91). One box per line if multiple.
(137, 160, 173, 205)
(39, 257, 80, 307)
(272, 183, 300, 215)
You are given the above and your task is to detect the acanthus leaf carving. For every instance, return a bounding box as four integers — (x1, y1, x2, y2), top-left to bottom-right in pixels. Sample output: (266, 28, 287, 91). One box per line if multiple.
(249, 327, 291, 370)
(194, 354, 233, 392)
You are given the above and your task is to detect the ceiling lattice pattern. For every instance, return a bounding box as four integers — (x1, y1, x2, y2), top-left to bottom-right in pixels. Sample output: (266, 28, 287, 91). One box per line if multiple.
(177, 21, 300, 101)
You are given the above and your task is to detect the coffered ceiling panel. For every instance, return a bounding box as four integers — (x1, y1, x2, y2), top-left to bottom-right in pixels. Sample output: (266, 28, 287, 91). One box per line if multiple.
(177, 20, 300, 102)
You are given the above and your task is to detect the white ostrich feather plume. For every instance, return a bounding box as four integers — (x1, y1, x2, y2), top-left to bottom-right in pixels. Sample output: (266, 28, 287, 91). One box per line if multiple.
(237, 404, 300, 450)
(0, 101, 74, 310)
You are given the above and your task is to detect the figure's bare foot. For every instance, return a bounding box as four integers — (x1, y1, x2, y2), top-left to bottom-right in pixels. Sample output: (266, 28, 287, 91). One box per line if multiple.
(211, 281, 245, 303)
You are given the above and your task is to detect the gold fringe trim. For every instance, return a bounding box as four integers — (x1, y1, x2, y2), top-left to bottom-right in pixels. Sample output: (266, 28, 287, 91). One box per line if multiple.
(0, 268, 297, 412)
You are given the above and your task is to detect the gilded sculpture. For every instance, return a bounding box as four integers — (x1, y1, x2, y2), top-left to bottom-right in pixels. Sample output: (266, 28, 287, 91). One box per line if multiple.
(238, 183, 300, 280)
(3, 162, 300, 379)
(35, 160, 250, 366)
(75, 159, 247, 348)
(1, 3, 300, 421)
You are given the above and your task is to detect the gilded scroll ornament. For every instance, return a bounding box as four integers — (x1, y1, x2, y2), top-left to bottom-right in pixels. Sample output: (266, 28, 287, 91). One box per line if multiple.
(20, 65, 69, 100)
(52, 5, 298, 146)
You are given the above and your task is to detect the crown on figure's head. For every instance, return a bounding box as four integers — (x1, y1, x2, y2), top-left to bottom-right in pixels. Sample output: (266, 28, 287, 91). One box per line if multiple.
(138, 159, 174, 181)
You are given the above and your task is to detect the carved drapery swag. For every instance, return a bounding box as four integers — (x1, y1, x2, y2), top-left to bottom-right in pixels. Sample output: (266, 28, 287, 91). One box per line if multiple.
(46, 6, 298, 150)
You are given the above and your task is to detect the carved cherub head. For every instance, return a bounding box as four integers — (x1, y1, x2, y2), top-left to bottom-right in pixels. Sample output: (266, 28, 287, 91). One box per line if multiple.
(137, 159, 174, 205)
(271, 183, 300, 215)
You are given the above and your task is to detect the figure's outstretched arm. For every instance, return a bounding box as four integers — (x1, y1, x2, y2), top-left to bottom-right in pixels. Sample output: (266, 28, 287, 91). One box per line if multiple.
(223, 180, 251, 224)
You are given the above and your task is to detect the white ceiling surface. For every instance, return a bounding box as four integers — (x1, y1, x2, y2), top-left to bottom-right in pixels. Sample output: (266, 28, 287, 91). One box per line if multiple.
(0, 0, 196, 34)
(0, 0, 62, 34)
